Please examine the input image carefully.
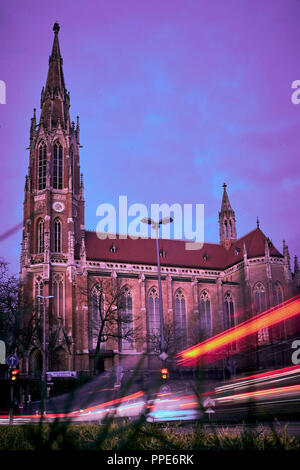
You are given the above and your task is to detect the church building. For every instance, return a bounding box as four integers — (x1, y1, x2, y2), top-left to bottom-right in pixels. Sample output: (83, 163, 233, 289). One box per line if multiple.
(20, 24, 300, 376)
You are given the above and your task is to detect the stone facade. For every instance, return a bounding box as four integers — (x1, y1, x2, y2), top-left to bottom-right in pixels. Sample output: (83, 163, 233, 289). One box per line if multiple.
(20, 24, 300, 376)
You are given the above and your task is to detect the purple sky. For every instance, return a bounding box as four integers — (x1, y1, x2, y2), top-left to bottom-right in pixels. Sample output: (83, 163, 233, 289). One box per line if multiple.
(0, 0, 300, 275)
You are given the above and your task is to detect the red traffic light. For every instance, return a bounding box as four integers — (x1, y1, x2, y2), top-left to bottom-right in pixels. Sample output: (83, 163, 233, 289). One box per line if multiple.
(160, 368, 169, 380)
(10, 369, 20, 381)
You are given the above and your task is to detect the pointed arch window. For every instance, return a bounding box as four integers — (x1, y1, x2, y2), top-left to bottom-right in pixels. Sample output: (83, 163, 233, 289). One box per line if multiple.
(273, 281, 285, 339)
(69, 145, 74, 191)
(54, 218, 62, 253)
(224, 219, 229, 239)
(91, 285, 105, 349)
(53, 141, 63, 189)
(224, 292, 235, 329)
(254, 282, 266, 314)
(148, 287, 160, 336)
(273, 281, 283, 306)
(35, 276, 44, 317)
(253, 282, 269, 344)
(37, 219, 44, 254)
(121, 287, 134, 350)
(52, 273, 65, 324)
(199, 290, 212, 337)
(38, 142, 47, 190)
(224, 291, 236, 350)
(175, 289, 187, 348)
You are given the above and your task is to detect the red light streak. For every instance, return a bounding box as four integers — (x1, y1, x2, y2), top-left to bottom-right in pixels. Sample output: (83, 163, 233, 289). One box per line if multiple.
(232, 365, 300, 382)
(179, 402, 198, 408)
(220, 384, 300, 402)
(0, 391, 145, 420)
(74, 390, 144, 414)
(177, 295, 300, 365)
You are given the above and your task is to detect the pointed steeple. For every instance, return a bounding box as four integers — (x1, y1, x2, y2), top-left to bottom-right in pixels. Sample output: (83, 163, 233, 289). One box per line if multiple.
(40, 23, 70, 131)
(219, 183, 237, 246)
(220, 183, 233, 212)
(45, 22, 65, 96)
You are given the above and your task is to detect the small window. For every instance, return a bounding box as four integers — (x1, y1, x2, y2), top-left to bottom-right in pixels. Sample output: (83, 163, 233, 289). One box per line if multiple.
(54, 218, 62, 253)
(37, 219, 44, 254)
(91, 285, 105, 349)
(121, 287, 134, 350)
(175, 289, 187, 348)
(253, 282, 266, 314)
(253, 282, 269, 344)
(273, 281, 283, 306)
(38, 142, 47, 190)
(35, 276, 44, 317)
(224, 291, 236, 349)
(200, 290, 211, 337)
(69, 145, 74, 191)
(148, 287, 160, 336)
(53, 141, 63, 189)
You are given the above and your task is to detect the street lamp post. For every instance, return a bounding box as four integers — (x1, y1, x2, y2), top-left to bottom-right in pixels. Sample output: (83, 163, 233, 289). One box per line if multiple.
(141, 217, 173, 366)
(36, 294, 53, 415)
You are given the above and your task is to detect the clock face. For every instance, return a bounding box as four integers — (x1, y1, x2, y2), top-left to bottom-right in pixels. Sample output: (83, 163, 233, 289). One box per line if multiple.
(52, 201, 65, 213)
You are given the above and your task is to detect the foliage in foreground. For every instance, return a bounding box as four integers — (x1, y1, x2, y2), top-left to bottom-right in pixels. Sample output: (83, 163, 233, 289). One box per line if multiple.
(0, 421, 299, 451)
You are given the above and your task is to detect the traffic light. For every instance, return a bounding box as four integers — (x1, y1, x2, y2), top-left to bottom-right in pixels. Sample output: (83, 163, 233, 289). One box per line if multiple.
(10, 368, 20, 381)
(160, 368, 169, 380)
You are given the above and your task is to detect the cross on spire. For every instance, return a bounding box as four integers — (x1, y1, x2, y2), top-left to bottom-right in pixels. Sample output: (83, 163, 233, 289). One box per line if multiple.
(53, 22, 60, 33)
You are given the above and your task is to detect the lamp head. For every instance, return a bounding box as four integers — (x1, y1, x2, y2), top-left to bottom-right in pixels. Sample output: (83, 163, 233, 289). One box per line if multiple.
(159, 217, 173, 225)
(141, 217, 154, 225)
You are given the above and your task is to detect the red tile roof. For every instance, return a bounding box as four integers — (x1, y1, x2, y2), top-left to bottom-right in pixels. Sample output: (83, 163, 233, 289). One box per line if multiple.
(81, 228, 282, 270)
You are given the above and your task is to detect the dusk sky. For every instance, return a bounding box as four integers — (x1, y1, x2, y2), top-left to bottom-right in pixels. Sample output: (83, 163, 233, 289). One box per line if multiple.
(0, 0, 300, 274)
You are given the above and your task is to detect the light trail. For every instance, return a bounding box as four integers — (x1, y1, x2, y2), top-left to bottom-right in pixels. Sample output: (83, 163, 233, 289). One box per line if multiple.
(232, 364, 300, 382)
(214, 365, 300, 394)
(216, 384, 300, 403)
(176, 295, 300, 366)
(0, 391, 145, 421)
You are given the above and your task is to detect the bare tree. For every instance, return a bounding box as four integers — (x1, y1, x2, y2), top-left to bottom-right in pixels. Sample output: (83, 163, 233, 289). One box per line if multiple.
(82, 277, 142, 369)
(147, 319, 188, 359)
(0, 258, 39, 359)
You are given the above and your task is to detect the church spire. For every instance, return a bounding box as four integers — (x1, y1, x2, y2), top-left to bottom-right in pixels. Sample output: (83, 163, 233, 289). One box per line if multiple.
(219, 183, 237, 246)
(40, 23, 70, 131)
(45, 22, 65, 95)
(220, 183, 233, 212)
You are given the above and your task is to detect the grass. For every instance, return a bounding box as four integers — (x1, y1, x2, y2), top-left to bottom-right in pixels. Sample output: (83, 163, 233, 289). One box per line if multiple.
(0, 421, 299, 451)
(2, 361, 299, 452)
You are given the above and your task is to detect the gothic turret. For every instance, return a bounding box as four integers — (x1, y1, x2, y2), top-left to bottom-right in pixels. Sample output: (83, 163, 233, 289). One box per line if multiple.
(295, 255, 299, 275)
(219, 183, 237, 248)
(283, 240, 292, 282)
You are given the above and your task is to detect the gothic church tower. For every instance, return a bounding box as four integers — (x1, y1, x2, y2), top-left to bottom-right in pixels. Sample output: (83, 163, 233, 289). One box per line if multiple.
(20, 23, 85, 372)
